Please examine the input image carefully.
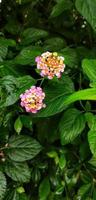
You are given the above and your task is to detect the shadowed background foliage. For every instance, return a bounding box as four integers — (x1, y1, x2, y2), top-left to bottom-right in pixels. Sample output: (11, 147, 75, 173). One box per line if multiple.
(1, 0, 96, 199)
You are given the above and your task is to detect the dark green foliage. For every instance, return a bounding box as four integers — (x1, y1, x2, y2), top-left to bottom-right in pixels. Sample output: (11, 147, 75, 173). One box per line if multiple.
(1, 0, 96, 199)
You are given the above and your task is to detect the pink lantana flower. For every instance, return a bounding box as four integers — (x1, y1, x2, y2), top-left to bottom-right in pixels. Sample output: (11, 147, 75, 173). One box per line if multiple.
(35, 51, 65, 79)
(20, 86, 46, 113)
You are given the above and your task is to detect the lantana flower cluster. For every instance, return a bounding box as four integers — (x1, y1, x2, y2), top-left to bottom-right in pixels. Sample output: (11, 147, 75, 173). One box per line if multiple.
(20, 51, 65, 113)
(20, 86, 46, 113)
(35, 51, 65, 79)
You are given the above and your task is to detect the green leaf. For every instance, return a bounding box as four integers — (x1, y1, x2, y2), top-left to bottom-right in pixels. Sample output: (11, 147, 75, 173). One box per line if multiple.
(85, 112, 95, 129)
(75, 0, 96, 31)
(85, 101, 91, 111)
(36, 87, 96, 117)
(50, 0, 73, 18)
(17, 75, 36, 89)
(0, 37, 16, 61)
(0, 75, 18, 89)
(76, 46, 96, 61)
(90, 82, 96, 88)
(47, 151, 58, 158)
(36, 75, 74, 117)
(60, 47, 78, 68)
(36, 116, 60, 143)
(93, 189, 96, 200)
(14, 47, 41, 65)
(14, 117, 23, 134)
(77, 184, 91, 199)
(0, 37, 16, 47)
(16, 187, 25, 194)
(88, 130, 96, 155)
(44, 37, 66, 51)
(59, 108, 85, 145)
(21, 28, 49, 45)
(0, 45, 8, 60)
(59, 88, 96, 115)
(3, 75, 36, 107)
(18, 193, 29, 200)
(44, 76, 74, 103)
(79, 141, 90, 161)
(82, 59, 96, 82)
(4, 19, 21, 35)
(6, 135, 42, 162)
(39, 178, 50, 200)
(86, 113, 96, 157)
(0, 61, 20, 77)
(88, 156, 96, 167)
(20, 115, 32, 130)
(55, 185, 64, 195)
(31, 168, 41, 183)
(59, 154, 66, 169)
(5, 161, 31, 182)
(4, 190, 29, 200)
(80, 171, 92, 184)
(47, 151, 59, 164)
(0, 171, 7, 200)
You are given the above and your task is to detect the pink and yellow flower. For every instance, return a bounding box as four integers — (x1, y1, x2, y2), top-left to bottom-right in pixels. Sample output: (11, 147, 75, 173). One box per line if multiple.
(35, 51, 65, 79)
(20, 86, 46, 113)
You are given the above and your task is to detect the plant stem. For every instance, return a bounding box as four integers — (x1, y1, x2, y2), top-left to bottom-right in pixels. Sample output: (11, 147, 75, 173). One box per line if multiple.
(40, 78, 45, 87)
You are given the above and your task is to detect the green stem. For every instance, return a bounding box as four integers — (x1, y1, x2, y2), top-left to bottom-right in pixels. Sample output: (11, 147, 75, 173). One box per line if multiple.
(40, 78, 45, 87)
